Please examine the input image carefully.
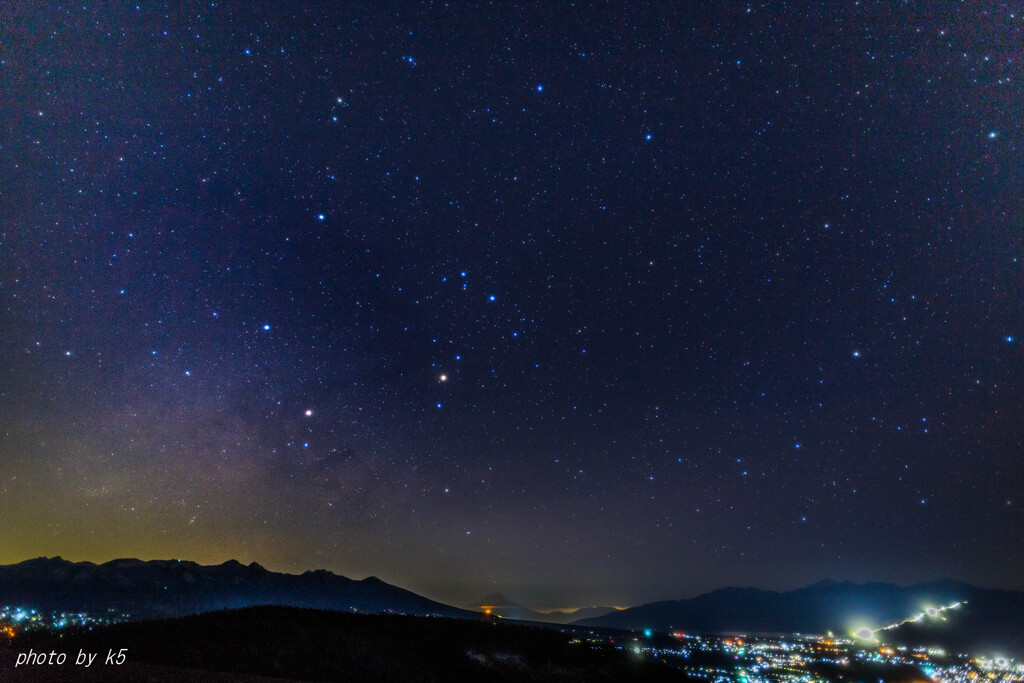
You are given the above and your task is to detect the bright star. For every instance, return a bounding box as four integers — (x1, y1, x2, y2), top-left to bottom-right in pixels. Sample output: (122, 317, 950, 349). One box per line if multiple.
(439, 374, 448, 382)
(263, 324, 271, 331)
(305, 410, 313, 417)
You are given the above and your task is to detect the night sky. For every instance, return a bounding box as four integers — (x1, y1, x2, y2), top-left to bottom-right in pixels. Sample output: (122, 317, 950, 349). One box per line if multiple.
(2, 4, 1022, 610)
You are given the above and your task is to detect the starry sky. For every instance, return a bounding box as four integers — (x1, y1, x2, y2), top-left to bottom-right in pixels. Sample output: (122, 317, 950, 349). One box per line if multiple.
(1, 3, 1022, 609)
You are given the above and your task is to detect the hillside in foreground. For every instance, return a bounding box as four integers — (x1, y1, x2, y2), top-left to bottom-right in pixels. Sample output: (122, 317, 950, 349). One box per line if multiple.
(1, 605, 685, 682)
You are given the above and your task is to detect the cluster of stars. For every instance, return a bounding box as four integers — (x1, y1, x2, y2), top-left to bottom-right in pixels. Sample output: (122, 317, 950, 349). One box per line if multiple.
(0, 1, 1020, 606)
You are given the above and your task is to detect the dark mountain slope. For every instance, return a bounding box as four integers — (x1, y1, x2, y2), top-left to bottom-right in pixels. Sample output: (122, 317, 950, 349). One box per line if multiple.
(0, 557, 476, 620)
(575, 579, 1024, 656)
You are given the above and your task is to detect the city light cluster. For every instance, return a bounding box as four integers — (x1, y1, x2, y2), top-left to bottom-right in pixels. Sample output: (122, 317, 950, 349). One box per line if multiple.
(0, 606, 129, 634)
(566, 626, 1022, 683)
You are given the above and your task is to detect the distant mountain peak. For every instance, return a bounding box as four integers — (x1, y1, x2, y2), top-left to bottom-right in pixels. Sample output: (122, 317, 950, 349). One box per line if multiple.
(472, 592, 518, 608)
(0, 556, 477, 622)
(20, 556, 70, 566)
(572, 577, 1006, 646)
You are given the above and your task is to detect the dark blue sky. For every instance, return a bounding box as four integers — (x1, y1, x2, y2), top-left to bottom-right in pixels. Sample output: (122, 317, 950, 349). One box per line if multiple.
(1, 3, 1021, 607)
